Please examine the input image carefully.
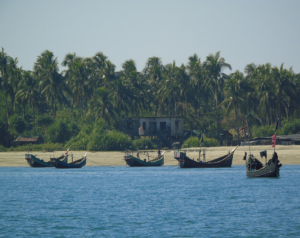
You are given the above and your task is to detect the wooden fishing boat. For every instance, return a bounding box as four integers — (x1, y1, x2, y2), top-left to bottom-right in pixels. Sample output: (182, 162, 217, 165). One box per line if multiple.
(124, 151, 165, 167)
(25, 154, 68, 168)
(245, 152, 282, 178)
(174, 146, 238, 168)
(54, 153, 87, 169)
(244, 118, 282, 177)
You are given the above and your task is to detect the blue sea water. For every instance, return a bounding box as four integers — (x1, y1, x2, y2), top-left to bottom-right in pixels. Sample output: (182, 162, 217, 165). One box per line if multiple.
(0, 165, 300, 237)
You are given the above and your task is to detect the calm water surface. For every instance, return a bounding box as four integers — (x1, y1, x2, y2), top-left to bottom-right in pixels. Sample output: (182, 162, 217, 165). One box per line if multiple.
(0, 165, 299, 237)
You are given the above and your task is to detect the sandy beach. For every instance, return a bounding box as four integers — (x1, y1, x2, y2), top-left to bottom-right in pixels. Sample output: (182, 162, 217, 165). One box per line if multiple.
(0, 145, 299, 167)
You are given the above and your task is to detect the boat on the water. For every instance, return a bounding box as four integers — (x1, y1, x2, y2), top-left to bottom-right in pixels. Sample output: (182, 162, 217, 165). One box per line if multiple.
(25, 154, 68, 167)
(243, 118, 282, 178)
(245, 151, 282, 178)
(53, 153, 87, 169)
(174, 146, 238, 168)
(124, 151, 165, 167)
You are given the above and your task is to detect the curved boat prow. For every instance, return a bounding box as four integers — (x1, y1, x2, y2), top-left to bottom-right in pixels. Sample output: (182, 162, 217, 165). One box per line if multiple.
(231, 145, 239, 153)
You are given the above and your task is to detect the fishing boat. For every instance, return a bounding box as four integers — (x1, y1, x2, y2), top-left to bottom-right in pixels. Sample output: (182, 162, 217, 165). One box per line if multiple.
(25, 153, 68, 168)
(174, 146, 238, 168)
(124, 150, 165, 167)
(243, 118, 282, 178)
(54, 153, 87, 169)
(245, 151, 282, 178)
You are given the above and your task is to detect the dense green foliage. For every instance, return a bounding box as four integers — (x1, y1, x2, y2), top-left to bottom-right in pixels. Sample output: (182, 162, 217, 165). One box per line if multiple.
(182, 136, 220, 148)
(133, 138, 157, 150)
(1, 47, 300, 150)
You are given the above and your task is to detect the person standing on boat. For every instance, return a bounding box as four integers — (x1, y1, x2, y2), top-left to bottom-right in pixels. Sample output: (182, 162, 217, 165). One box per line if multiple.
(158, 148, 161, 156)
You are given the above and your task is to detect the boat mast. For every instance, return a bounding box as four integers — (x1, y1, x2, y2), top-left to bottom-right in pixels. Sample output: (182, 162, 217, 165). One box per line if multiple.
(273, 118, 279, 153)
(246, 115, 251, 170)
(246, 116, 251, 156)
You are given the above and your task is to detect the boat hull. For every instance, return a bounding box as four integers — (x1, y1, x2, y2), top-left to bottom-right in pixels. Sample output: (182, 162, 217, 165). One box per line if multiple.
(25, 154, 54, 167)
(125, 155, 164, 167)
(54, 157, 86, 169)
(246, 153, 281, 178)
(175, 153, 233, 168)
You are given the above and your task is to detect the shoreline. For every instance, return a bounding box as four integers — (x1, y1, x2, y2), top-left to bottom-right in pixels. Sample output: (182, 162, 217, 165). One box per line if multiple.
(0, 145, 299, 167)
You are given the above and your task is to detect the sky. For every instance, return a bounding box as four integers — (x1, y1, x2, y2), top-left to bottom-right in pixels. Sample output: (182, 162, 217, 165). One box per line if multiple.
(1, 0, 299, 74)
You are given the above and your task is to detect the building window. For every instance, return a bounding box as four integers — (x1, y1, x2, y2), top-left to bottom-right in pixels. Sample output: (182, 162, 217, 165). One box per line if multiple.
(143, 122, 146, 130)
(127, 122, 133, 129)
(160, 122, 166, 130)
(175, 121, 179, 131)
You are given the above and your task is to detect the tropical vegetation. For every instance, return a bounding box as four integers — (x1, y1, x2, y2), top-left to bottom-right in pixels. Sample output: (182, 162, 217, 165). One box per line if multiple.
(1, 47, 300, 150)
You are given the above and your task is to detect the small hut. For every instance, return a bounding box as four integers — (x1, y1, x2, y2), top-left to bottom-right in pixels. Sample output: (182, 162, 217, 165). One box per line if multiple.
(14, 136, 41, 145)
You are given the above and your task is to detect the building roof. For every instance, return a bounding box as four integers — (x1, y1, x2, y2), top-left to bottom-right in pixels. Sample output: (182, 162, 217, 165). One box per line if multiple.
(15, 136, 40, 142)
(252, 134, 300, 142)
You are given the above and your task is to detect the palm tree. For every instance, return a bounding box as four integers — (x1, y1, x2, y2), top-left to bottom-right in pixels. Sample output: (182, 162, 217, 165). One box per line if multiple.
(204, 51, 232, 139)
(35, 51, 69, 118)
(186, 54, 206, 117)
(221, 70, 245, 144)
(89, 87, 117, 126)
(177, 64, 190, 116)
(161, 61, 180, 116)
(16, 71, 41, 128)
(272, 63, 296, 127)
(0, 48, 13, 126)
(62, 54, 91, 114)
(119, 59, 142, 116)
(143, 57, 164, 116)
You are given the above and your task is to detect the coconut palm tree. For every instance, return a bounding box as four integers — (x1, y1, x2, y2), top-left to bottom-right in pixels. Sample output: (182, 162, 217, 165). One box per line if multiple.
(62, 55, 92, 114)
(89, 87, 117, 126)
(161, 61, 180, 117)
(186, 54, 207, 117)
(177, 64, 191, 116)
(204, 51, 232, 139)
(143, 57, 165, 116)
(34, 50, 69, 118)
(272, 63, 296, 127)
(0, 48, 14, 126)
(221, 70, 246, 144)
(16, 71, 41, 128)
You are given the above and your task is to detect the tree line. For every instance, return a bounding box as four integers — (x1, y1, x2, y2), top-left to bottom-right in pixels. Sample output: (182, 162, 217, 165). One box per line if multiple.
(1, 47, 300, 147)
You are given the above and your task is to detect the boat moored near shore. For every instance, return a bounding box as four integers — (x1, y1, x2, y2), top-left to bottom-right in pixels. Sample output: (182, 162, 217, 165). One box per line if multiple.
(174, 146, 238, 168)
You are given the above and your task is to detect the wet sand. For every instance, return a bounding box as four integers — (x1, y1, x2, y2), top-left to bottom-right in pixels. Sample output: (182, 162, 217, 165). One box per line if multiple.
(0, 145, 299, 167)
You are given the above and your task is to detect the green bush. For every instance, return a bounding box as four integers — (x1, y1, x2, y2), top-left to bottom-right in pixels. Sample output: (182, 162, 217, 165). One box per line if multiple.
(87, 130, 133, 151)
(182, 137, 200, 148)
(6, 143, 64, 152)
(203, 137, 220, 147)
(252, 125, 275, 137)
(46, 120, 71, 143)
(182, 136, 220, 148)
(279, 119, 300, 135)
(36, 115, 53, 128)
(0, 144, 6, 152)
(65, 131, 90, 151)
(133, 138, 156, 150)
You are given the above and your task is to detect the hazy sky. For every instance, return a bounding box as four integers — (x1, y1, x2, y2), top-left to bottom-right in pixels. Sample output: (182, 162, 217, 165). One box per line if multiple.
(1, 0, 299, 74)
